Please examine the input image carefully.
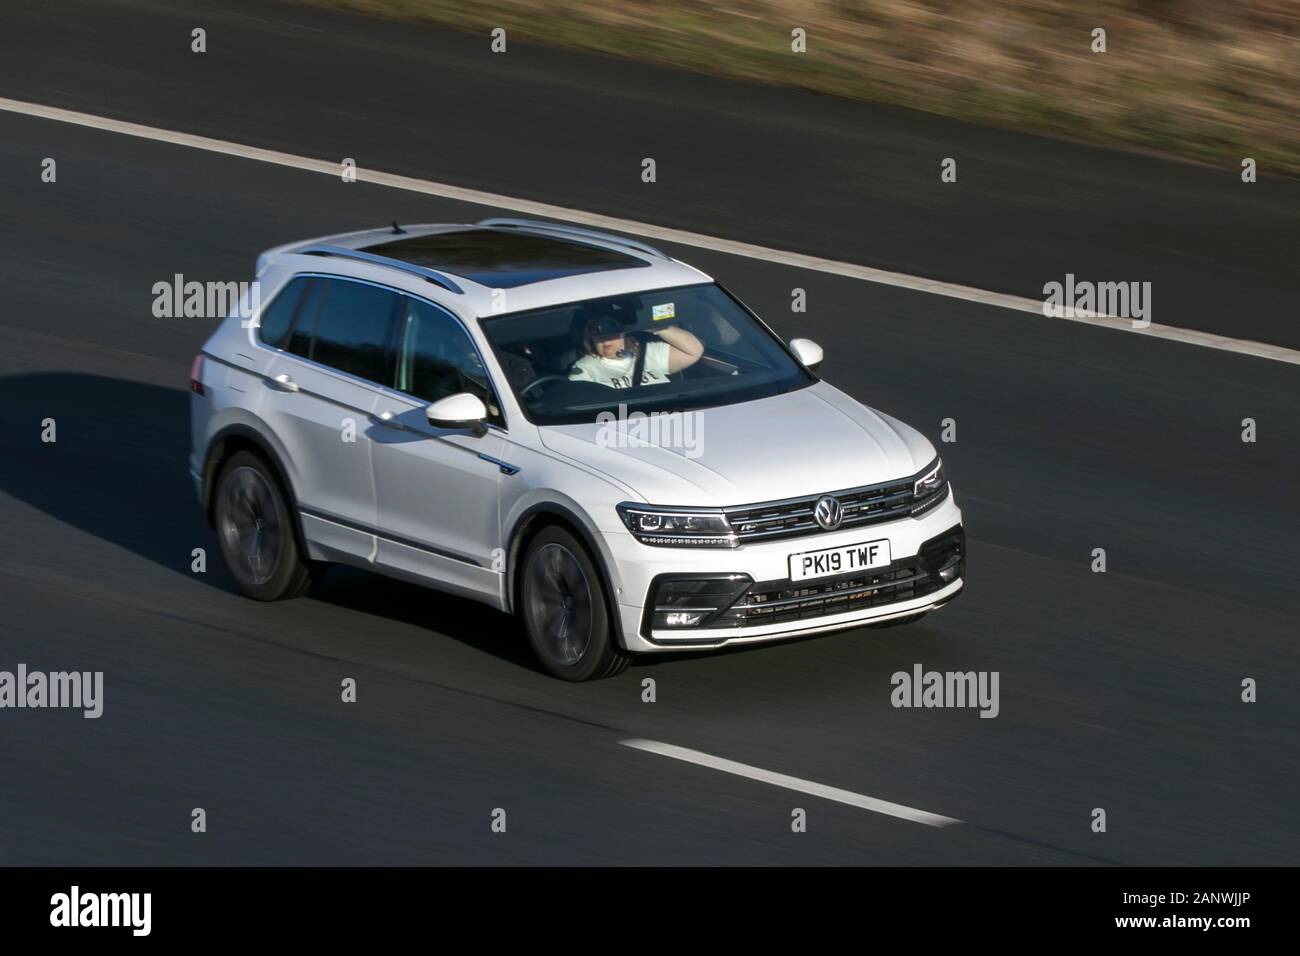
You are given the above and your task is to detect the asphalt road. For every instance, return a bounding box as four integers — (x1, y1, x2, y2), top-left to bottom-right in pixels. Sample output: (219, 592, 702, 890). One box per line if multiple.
(2, 0, 1300, 348)
(1, 102, 1297, 865)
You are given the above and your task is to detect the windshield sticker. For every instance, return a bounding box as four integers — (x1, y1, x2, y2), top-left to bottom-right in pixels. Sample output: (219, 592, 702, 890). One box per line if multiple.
(651, 302, 675, 321)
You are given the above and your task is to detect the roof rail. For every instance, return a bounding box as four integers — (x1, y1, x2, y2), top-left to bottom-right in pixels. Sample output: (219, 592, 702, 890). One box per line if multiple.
(298, 245, 464, 294)
(478, 218, 669, 260)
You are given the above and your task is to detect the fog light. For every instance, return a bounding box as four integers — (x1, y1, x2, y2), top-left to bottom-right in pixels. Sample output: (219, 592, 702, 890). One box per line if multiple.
(648, 574, 753, 631)
(938, 558, 960, 583)
(664, 611, 706, 627)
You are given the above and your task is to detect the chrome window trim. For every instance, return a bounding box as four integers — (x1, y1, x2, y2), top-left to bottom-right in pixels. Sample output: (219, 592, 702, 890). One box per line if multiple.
(248, 271, 509, 431)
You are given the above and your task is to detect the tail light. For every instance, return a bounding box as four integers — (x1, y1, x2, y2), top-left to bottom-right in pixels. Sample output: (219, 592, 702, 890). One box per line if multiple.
(190, 354, 205, 395)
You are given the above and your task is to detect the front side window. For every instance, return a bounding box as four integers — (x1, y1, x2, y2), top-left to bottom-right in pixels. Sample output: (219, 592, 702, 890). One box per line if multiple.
(395, 297, 502, 424)
(481, 283, 813, 425)
(306, 278, 400, 383)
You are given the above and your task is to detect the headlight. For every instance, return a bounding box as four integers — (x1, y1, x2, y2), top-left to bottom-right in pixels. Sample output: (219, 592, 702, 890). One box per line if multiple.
(911, 458, 948, 515)
(617, 504, 737, 548)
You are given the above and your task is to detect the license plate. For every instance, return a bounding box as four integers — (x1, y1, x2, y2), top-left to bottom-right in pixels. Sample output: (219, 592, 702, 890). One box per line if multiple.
(788, 538, 891, 582)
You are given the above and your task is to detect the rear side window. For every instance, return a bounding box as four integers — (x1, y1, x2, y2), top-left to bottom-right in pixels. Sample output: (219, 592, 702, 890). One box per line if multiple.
(308, 278, 400, 383)
(256, 277, 310, 349)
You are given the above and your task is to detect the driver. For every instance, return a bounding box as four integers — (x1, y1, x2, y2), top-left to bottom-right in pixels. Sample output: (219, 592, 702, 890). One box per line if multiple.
(568, 312, 703, 389)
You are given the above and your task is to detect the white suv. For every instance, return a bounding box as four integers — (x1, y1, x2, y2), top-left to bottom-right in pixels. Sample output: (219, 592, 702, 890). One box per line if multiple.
(189, 219, 965, 680)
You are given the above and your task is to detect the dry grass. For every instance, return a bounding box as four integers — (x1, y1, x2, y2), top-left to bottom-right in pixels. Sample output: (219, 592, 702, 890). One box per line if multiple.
(297, 0, 1300, 174)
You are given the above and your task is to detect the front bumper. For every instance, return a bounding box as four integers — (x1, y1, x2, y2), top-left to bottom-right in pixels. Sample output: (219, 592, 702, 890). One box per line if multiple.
(606, 491, 965, 653)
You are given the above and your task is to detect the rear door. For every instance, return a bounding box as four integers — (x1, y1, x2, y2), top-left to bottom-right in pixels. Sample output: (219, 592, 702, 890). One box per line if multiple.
(259, 275, 400, 562)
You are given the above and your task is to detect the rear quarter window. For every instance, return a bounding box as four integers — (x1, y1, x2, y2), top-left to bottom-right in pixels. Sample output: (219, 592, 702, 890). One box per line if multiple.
(256, 276, 310, 349)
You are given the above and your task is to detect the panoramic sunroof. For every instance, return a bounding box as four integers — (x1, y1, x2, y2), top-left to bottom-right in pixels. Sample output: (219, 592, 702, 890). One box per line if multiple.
(361, 228, 650, 288)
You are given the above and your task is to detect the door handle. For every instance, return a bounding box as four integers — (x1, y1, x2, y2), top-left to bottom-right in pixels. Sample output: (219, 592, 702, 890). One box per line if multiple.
(268, 373, 299, 393)
(372, 410, 406, 430)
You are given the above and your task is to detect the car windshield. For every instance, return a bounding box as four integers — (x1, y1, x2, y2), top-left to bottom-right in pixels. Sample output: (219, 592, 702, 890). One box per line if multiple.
(480, 283, 814, 425)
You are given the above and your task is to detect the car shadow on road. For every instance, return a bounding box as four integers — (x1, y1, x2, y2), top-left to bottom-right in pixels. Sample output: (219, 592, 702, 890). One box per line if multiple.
(0, 371, 540, 672)
(0, 371, 213, 577)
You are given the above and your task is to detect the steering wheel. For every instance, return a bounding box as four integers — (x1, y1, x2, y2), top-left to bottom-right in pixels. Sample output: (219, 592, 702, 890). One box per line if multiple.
(518, 374, 570, 398)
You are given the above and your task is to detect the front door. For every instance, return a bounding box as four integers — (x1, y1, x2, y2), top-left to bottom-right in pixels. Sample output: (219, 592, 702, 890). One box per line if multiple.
(369, 295, 508, 603)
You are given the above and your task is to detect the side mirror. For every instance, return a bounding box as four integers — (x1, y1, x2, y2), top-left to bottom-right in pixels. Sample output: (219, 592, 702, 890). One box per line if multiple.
(789, 337, 824, 372)
(426, 392, 489, 436)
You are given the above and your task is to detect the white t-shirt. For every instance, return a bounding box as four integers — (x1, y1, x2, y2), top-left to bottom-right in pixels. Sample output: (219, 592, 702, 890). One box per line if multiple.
(569, 340, 672, 389)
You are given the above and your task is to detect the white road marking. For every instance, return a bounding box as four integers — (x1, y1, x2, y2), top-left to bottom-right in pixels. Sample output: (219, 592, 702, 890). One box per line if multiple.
(620, 738, 961, 827)
(3, 96, 1297, 367)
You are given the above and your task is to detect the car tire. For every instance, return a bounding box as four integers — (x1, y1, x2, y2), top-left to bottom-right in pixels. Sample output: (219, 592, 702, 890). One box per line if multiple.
(213, 450, 315, 601)
(868, 611, 929, 629)
(519, 525, 630, 681)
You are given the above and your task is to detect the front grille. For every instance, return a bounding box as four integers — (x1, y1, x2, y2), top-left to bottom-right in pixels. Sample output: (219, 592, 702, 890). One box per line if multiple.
(713, 560, 938, 628)
(726, 478, 946, 543)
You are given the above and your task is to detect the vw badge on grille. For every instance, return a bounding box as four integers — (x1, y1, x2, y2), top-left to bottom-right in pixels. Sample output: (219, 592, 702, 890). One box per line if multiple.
(814, 495, 843, 531)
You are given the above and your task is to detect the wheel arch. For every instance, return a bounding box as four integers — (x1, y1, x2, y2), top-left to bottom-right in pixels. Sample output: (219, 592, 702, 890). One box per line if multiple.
(504, 502, 623, 643)
(202, 423, 311, 558)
